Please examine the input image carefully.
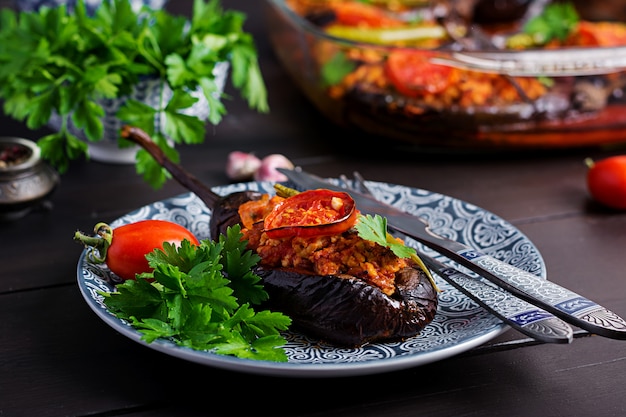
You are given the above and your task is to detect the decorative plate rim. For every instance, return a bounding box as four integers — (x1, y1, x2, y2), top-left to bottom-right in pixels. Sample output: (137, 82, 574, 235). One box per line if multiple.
(76, 180, 546, 377)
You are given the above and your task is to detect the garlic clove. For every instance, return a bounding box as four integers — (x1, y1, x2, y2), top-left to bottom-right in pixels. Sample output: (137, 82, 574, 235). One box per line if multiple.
(254, 154, 295, 182)
(226, 151, 262, 181)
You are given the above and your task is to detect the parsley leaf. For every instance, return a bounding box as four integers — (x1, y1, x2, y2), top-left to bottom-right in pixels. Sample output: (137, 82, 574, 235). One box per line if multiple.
(506, 1, 580, 48)
(321, 51, 357, 87)
(219, 226, 268, 305)
(354, 213, 440, 292)
(523, 2, 579, 44)
(354, 214, 417, 259)
(100, 226, 292, 362)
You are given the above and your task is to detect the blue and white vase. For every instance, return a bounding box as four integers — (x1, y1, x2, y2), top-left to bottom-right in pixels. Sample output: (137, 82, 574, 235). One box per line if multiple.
(14, 0, 168, 14)
(47, 62, 229, 164)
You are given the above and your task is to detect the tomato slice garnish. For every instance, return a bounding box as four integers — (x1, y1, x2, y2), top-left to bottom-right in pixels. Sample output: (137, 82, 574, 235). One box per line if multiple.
(263, 189, 358, 239)
(384, 50, 453, 96)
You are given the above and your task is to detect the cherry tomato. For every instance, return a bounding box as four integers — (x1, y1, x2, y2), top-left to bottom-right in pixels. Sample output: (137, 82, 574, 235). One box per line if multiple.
(76, 220, 200, 280)
(384, 50, 453, 96)
(586, 156, 626, 210)
(263, 189, 358, 239)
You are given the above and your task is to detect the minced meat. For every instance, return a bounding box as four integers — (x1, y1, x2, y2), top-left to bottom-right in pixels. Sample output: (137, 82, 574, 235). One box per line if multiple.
(242, 221, 411, 296)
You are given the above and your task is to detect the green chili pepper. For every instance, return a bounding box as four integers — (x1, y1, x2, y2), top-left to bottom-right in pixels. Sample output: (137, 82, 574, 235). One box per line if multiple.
(326, 24, 448, 45)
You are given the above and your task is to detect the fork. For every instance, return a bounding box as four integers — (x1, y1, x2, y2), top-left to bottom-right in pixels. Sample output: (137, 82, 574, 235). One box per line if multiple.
(430, 47, 626, 77)
(339, 173, 574, 343)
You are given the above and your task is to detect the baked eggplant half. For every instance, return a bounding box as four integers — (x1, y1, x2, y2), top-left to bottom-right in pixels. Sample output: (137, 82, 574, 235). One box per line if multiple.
(122, 126, 439, 347)
(209, 190, 438, 347)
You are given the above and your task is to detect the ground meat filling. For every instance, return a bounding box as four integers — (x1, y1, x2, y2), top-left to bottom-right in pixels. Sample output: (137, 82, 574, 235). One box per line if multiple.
(242, 220, 411, 296)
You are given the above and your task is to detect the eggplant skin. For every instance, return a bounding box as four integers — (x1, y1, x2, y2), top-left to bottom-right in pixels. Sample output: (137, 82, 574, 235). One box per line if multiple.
(209, 191, 265, 239)
(209, 191, 439, 347)
(256, 266, 437, 347)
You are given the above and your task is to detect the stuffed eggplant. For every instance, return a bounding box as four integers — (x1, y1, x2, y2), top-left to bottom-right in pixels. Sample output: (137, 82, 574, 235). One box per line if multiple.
(122, 126, 439, 347)
(209, 189, 438, 346)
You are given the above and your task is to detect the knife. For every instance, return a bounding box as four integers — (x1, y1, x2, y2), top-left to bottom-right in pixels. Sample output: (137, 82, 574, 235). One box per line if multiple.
(420, 253, 573, 344)
(430, 47, 626, 77)
(342, 172, 573, 344)
(278, 167, 626, 340)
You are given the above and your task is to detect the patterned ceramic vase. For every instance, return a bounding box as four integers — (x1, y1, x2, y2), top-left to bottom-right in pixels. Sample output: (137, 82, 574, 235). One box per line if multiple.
(47, 63, 229, 164)
(14, 0, 168, 13)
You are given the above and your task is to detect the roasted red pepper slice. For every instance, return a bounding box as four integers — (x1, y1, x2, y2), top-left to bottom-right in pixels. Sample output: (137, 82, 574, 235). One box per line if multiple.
(331, 2, 404, 28)
(263, 189, 358, 239)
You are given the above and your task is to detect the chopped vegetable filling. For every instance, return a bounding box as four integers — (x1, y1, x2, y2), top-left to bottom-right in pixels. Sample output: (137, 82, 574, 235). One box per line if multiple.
(239, 192, 416, 296)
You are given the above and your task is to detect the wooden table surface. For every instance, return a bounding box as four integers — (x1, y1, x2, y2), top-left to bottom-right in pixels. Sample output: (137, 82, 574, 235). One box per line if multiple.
(2, 1, 626, 416)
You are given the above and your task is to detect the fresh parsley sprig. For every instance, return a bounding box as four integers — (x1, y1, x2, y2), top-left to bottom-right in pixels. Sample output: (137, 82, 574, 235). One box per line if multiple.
(100, 225, 292, 362)
(354, 213, 416, 259)
(355, 213, 439, 291)
(0, 0, 269, 189)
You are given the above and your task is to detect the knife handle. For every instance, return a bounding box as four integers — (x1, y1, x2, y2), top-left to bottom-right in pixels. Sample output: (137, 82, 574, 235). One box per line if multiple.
(457, 248, 626, 340)
(424, 258, 573, 344)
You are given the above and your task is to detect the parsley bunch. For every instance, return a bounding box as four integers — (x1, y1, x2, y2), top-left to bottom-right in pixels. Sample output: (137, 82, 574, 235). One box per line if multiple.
(0, 0, 269, 188)
(100, 225, 292, 362)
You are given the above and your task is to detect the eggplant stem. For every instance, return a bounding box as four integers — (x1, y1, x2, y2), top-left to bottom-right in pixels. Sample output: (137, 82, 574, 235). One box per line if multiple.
(120, 125, 220, 209)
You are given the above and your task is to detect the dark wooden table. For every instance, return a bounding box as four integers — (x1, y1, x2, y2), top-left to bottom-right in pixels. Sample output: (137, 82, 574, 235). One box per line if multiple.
(3, 1, 626, 416)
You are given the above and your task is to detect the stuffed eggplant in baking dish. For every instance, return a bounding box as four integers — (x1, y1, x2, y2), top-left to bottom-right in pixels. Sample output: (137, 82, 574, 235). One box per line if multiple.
(122, 126, 439, 347)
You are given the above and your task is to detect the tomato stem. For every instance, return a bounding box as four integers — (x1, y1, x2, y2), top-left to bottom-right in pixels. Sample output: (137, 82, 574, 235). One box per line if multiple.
(73, 222, 113, 264)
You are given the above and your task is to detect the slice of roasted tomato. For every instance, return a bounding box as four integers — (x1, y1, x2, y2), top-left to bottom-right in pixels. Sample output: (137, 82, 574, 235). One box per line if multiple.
(331, 2, 404, 28)
(385, 50, 453, 96)
(263, 189, 358, 239)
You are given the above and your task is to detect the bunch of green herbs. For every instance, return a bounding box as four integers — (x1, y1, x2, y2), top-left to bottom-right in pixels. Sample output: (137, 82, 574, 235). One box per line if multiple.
(100, 225, 292, 362)
(0, 0, 269, 188)
(506, 2, 580, 48)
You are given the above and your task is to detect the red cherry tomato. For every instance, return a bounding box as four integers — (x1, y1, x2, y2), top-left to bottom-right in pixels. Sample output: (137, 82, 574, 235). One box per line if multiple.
(263, 189, 359, 239)
(586, 156, 626, 210)
(81, 220, 200, 280)
(384, 50, 453, 96)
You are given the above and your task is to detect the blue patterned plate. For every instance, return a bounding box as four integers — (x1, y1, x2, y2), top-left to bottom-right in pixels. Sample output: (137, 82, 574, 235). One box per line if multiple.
(77, 181, 546, 377)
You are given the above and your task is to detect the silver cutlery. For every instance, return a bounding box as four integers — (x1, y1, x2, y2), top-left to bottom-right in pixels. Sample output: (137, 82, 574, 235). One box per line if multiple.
(339, 173, 574, 344)
(279, 167, 626, 340)
(419, 253, 573, 343)
(430, 47, 626, 77)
